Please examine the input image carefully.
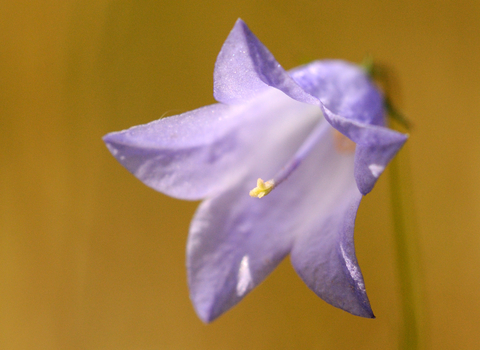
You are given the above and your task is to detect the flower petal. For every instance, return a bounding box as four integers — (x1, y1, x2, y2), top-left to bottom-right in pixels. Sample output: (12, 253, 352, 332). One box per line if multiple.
(104, 88, 321, 201)
(214, 19, 317, 106)
(103, 104, 245, 200)
(187, 182, 295, 323)
(290, 192, 374, 318)
(321, 105, 408, 195)
(290, 60, 385, 126)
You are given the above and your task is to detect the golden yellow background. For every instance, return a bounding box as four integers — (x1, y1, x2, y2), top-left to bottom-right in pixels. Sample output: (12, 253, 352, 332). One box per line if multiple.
(1, 0, 479, 349)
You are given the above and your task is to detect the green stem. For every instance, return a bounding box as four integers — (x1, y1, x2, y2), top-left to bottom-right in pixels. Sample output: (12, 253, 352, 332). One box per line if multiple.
(362, 58, 425, 348)
(388, 144, 425, 350)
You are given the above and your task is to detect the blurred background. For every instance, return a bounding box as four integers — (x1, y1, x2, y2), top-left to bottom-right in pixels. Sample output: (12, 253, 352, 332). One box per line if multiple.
(1, 0, 479, 349)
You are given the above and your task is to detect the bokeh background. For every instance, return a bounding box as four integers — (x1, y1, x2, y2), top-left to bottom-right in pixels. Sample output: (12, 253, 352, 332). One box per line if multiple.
(1, 0, 479, 349)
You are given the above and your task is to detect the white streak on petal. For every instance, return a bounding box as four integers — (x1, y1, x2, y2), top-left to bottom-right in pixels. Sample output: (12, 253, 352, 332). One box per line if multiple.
(368, 164, 384, 178)
(236, 255, 253, 296)
(340, 246, 365, 292)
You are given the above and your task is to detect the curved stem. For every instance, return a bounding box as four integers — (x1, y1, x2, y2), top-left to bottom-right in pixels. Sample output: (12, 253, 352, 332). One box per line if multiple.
(388, 143, 426, 350)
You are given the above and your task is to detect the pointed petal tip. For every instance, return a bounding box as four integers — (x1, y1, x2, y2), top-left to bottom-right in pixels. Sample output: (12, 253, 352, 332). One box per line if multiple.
(234, 18, 251, 32)
(196, 309, 216, 324)
(329, 294, 376, 319)
(191, 297, 223, 324)
(230, 18, 249, 36)
(356, 132, 408, 196)
(334, 296, 375, 318)
(102, 132, 120, 154)
(354, 309, 375, 319)
(102, 131, 123, 148)
(102, 132, 114, 144)
(102, 131, 129, 161)
(354, 304, 375, 319)
(234, 17, 246, 25)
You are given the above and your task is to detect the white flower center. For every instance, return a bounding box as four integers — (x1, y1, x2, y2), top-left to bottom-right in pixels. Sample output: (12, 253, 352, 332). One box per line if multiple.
(249, 120, 332, 198)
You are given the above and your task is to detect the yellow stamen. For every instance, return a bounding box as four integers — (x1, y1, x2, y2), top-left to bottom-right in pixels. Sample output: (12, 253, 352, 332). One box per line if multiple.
(249, 178, 275, 198)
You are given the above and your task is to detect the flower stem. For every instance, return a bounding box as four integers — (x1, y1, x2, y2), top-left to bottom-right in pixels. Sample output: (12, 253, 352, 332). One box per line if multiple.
(363, 58, 426, 348)
(388, 143, 426, 350)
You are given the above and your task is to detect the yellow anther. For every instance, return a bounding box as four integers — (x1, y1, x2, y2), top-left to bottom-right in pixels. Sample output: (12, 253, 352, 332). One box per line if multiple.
(249, 178, 275, 198)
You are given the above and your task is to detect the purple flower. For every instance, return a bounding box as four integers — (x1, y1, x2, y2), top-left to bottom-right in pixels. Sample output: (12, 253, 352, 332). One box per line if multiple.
(103, 19, 407, 322)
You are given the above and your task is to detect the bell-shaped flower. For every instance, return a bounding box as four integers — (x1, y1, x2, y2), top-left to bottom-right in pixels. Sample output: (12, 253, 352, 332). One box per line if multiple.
(103, 19, 407, 323)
